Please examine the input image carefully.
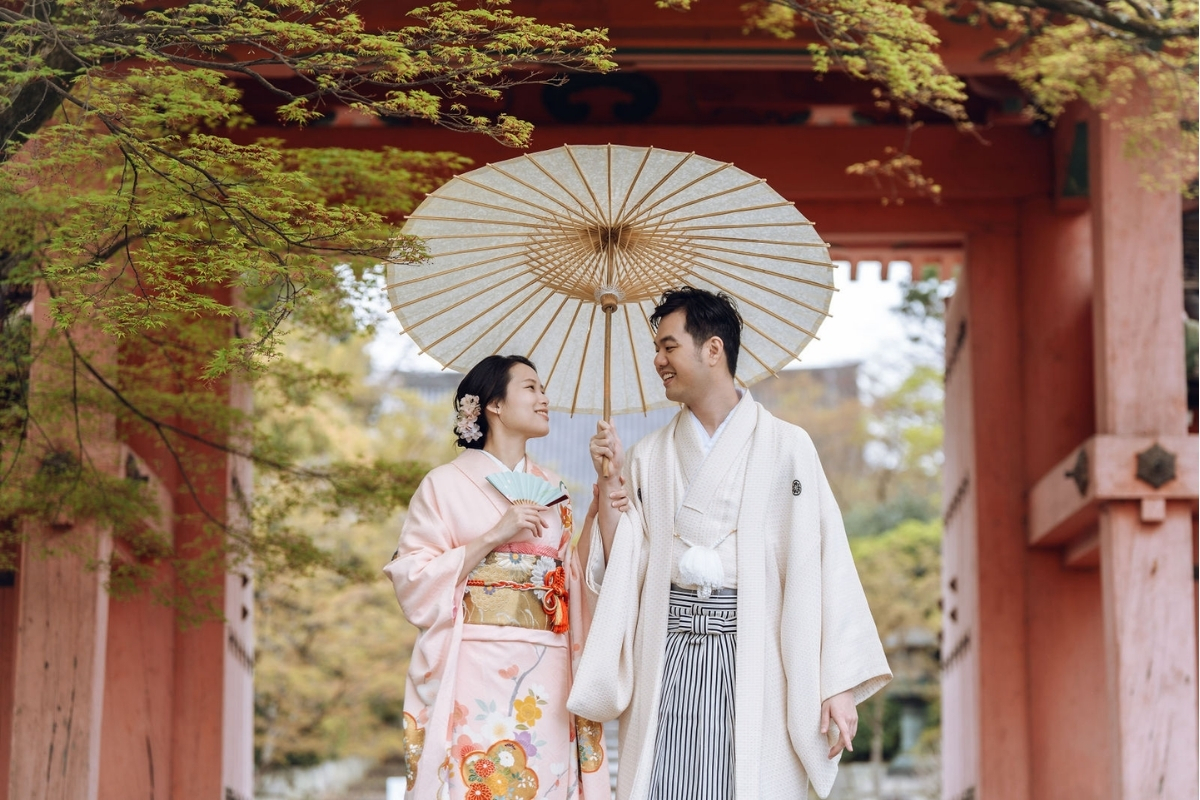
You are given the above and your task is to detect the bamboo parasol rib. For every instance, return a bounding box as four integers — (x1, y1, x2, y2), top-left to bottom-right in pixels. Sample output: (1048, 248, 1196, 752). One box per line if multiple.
(387, 144, 836, 421)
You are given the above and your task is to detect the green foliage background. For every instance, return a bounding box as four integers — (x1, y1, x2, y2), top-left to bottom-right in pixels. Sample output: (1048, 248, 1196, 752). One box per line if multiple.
(253, 336, 457, 767)
(0, 0, 614, 614)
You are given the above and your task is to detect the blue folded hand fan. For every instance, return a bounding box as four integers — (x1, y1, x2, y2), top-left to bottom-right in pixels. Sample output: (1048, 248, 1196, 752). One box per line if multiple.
(486, 472, 569, 507)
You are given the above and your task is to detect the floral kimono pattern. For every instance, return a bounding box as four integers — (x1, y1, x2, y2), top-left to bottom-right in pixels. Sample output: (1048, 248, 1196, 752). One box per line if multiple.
(385, 449, 609, 800)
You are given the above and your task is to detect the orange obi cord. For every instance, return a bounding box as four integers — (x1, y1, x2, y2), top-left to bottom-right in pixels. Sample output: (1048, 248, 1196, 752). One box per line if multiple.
(465, 568, 570, 635)
(540, 566, 569, 634)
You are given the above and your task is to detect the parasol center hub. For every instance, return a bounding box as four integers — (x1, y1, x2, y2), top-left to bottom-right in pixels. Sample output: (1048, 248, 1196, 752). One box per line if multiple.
(600, 292, 619, 312)
(590, 224, 632, 253)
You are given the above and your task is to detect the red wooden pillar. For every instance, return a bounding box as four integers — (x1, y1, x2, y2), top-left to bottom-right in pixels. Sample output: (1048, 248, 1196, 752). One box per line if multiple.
(1089, 109, 1197, 799)
(9, 528, 114, 800)
(1017, 195, 1112, 798)
(164, 302, 254, 800)
(940, 262, 982, 800)
(170, 573, 227, 800)
(0, 288, 254, 800)
(7, 287, 118, 800)
(97, 580, 178, 800)
(942, 209, 1034, 800)
(96, 447, 177, 800)
(169, 497, 227, 800)
(962, 219, 1033, 800)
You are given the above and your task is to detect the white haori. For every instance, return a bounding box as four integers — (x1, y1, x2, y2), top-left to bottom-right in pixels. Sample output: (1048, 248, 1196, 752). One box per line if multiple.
(567, 391, 892, 800)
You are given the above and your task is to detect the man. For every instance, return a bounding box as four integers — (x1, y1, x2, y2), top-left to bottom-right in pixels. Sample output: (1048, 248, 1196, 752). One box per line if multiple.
(567, 287, 891, 800)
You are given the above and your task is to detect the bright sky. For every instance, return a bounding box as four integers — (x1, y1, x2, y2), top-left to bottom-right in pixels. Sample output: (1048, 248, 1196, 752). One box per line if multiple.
(792, 261, 914, 371)
(366, 261, 928, 388)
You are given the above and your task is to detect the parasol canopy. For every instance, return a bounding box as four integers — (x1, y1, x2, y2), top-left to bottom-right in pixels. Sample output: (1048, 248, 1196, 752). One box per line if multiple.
(387, 144, 835, 417)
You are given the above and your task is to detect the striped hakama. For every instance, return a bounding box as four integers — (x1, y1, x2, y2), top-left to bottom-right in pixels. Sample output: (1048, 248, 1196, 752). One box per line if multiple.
(647, 586, 738, 800)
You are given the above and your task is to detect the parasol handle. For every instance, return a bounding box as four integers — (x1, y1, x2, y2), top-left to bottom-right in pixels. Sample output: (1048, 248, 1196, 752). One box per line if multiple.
(601, 292, 617, 479)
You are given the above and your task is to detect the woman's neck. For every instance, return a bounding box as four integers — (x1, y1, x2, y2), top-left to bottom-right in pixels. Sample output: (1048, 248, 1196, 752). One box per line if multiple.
(483, 430, 527, 470)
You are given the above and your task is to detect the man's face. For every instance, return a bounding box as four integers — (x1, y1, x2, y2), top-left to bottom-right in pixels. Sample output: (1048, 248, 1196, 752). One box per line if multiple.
(653, 309, 713, 406)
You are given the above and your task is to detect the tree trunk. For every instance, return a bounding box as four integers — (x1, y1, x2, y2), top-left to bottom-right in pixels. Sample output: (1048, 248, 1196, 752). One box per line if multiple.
(0, 41, 84, 160)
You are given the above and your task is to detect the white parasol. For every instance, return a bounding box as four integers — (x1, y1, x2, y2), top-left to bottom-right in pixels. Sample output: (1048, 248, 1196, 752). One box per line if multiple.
(387, 144, 835, 418)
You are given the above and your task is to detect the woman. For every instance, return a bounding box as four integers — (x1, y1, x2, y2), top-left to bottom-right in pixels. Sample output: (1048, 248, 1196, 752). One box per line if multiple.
(385, 355, 621, 800)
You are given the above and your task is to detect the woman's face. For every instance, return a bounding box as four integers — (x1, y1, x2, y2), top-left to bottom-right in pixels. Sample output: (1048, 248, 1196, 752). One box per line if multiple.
(489, 363, 550, 440)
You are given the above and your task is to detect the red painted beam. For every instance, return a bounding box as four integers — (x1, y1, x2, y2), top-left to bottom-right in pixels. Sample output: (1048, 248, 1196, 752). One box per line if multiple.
(357, 1, 1008, 75)
(227, 124, 1050, 202)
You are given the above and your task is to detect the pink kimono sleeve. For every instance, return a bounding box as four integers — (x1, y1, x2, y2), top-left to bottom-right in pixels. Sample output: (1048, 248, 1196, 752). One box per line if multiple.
(383, 474, 467, 704)
(564, 541, 592, 666)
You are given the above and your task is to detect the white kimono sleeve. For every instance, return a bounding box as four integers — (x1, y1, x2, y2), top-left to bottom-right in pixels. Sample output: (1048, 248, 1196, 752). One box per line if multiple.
(567, 476, 649, 723)
(814, 453, 892, 705)
(781, 433, 892, 799)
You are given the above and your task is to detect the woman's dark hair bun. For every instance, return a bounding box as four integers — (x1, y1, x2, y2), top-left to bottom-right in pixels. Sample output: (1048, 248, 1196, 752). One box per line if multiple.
(452, 355, 536, 449)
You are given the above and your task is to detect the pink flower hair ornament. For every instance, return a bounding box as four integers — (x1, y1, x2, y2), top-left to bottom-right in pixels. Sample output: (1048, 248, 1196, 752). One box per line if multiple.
(455, 394, 483, 443)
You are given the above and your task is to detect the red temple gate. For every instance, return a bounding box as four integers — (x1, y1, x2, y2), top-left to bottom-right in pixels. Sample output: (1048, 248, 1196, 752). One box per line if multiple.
(2, 2, 1195, 798)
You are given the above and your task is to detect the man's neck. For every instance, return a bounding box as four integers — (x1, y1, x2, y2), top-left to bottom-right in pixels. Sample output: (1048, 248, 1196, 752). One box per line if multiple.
(685, 384, 741, 435)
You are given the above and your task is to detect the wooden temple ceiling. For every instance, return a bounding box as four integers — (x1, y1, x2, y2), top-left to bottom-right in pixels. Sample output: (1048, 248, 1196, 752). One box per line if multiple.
(233, 0, 1031, 130)
(225, 0, 1046, 280)
(235, 68, 1027, 130)
(347, 0, 1013, 75)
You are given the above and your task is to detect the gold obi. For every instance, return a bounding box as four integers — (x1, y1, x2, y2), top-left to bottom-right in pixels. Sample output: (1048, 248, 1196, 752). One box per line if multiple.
(462, 551, 569, 633)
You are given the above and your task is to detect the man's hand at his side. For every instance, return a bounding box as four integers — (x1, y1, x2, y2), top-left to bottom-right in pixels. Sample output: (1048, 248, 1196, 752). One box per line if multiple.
(821, 690, 858, 759)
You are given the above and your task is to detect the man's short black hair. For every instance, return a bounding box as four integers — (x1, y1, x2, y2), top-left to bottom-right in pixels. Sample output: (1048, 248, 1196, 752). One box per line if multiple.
(649, 286, 742, 377)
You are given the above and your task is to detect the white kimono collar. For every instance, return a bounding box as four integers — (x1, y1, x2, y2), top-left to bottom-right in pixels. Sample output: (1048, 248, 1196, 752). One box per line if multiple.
(686, 388, 747, 458)
(478, 448, 526, 474)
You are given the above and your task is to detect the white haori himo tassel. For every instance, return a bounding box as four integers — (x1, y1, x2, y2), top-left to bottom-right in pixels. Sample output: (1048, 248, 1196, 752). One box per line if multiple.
(675, 531, 734, 599)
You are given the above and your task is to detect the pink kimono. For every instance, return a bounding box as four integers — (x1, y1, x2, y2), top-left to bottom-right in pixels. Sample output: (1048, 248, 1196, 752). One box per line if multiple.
(384, 449, 610, 800)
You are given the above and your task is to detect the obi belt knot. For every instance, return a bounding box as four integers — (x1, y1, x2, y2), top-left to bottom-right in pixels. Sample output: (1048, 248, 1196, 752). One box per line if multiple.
(666, 587, 737, 645)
